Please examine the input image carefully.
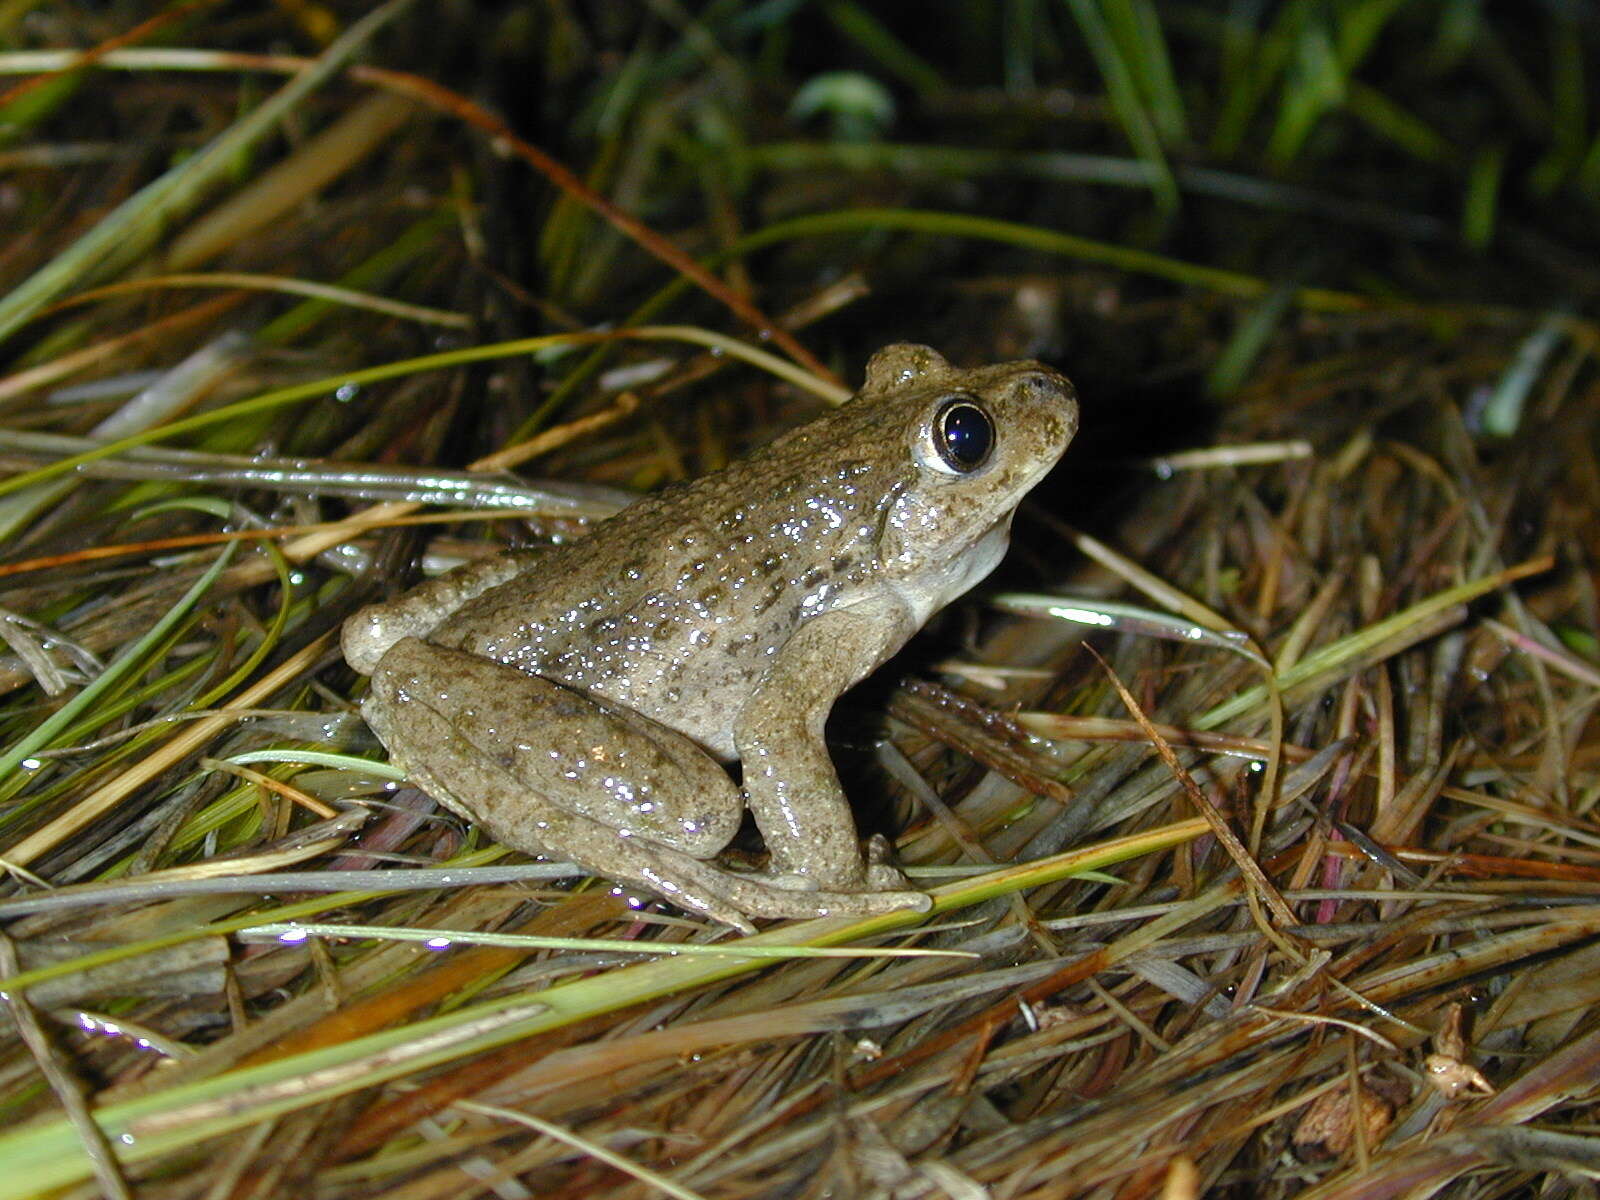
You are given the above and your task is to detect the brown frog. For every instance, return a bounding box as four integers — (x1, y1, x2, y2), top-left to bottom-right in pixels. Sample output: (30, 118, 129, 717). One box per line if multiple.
(342, 344, 1078, 930)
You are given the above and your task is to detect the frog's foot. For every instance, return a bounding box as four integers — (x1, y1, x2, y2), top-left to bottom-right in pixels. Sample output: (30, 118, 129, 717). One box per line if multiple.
(767, 862, 910, 894)
(864, 832, 896, 865)
(864, 862, 914, 891)
(761, 871, 822, 893)
(861, 833, 915, 890)
(726, 878, 932, 924)
(615, 841, 929, 930)
(763, 833, 912, 892)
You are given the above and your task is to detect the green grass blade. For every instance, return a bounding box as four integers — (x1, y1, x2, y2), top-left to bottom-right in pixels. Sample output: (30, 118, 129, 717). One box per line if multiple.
(1102, 0, 1187, 143)
(0, 821, 1205, 1195)
(1462, 142, 1506, 251)
(1345, 81, 1451, 163)
(823, 1, 947, 97)
(1334, 0, 1411, 64)
(1264, 16, 1343, 168)
(1196, 559, 1547, 731)
(1481, 311, 1567, 438)
(0, 0, 413, 345)
(0, 545, 235, 784)
(1528, 10, 1586, 198)
(1207, 280, 1296, 397)
(1064, 0, 1178, 211)
(1211, 0, 1308, 159)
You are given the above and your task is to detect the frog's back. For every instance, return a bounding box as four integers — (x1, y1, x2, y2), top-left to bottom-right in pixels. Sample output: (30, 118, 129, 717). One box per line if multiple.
(430, 424, 902, 753)
(348, 345, 1077, 758)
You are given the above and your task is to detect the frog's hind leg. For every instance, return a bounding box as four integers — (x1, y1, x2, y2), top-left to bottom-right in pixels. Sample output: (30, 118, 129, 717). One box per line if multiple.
(364, 639, 743, 858)
(362, 639, 929, 930)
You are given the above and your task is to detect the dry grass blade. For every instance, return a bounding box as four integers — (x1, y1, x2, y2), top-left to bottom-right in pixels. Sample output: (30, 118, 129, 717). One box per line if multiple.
(1086, 643, 1298, 930)
(0, 934, 130, 1200)
(0, 0, 415, 342)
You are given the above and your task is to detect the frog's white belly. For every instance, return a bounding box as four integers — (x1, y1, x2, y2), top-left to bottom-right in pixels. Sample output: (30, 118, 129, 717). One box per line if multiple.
(888, 518, 1012, 627)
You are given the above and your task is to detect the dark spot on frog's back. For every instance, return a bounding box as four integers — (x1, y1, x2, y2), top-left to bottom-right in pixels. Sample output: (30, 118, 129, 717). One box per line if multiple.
(752, 578, 786, 616)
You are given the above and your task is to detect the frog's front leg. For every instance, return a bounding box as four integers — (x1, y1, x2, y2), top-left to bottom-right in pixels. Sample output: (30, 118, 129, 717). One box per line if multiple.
(364, 639, 926, 930)
(735, 598, 929, 906)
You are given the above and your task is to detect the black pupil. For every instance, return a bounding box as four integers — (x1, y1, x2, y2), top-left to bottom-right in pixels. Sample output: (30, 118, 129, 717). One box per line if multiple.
(937, 400, 993, 471)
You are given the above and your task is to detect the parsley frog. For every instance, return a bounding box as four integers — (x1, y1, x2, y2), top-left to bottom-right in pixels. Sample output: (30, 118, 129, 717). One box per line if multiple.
(342, 344, 1078, 930)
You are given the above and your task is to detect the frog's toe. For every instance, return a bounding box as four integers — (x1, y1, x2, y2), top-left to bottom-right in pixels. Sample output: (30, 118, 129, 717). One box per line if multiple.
(736, 884, 930, 921)
(863, 861, 913, 890)
(863, 832, 897, 864)
(812, 888, 931, 917)
(594, 843, 929, 929)
(760, 861, 912, 895)
(764, 872, 823, 893)
(614, 853, 762, 933)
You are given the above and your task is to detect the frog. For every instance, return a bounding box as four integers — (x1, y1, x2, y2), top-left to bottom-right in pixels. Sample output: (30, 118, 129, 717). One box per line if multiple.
(342, 344, 1078, 932)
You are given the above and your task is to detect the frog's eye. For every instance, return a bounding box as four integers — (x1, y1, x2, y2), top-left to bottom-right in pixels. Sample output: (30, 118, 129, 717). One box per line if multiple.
(931, 396, 994, 473)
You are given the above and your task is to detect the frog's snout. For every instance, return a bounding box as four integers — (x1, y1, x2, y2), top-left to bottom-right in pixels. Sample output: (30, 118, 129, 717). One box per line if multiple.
(1010, 366, 1079, 457)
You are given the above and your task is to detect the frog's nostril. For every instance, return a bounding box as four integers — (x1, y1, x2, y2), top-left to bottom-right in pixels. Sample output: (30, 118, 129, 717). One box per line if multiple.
(1021, 371, 1062, 398)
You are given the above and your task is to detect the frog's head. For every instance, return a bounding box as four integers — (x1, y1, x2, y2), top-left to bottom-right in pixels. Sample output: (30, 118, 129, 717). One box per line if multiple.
(860, 344, 1078, 609)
